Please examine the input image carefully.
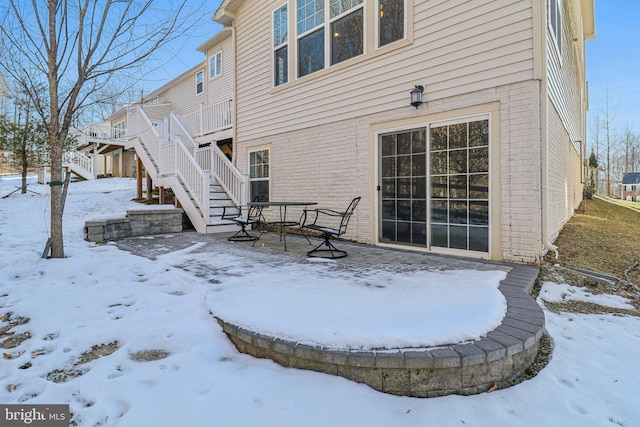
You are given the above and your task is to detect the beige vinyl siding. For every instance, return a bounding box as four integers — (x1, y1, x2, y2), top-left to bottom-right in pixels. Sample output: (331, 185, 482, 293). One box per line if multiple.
(154, 65, 205, 117)
(546, 0, 585, 148)
(234, 0, 535, 141)
(205, 36, 234, 107)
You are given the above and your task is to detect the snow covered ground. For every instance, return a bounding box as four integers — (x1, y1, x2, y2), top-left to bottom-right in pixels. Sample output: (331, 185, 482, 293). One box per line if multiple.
(0, 176, 639, 426)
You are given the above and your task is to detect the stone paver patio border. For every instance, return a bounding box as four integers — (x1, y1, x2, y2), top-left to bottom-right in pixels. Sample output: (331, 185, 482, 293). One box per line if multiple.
(215, 263, 542, 397)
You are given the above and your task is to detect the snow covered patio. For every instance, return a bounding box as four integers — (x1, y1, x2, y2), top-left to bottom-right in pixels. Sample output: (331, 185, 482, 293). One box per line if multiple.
(2, 177, 639, 426)
(115, 228, 543, 397)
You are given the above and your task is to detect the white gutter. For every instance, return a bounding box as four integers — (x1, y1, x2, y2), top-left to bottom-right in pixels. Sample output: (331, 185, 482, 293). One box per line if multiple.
(541, 85, 559, 260)
(230, 24, 237, 166)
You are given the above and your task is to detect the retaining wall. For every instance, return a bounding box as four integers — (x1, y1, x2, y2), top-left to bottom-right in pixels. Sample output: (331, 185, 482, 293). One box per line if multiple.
(215, 265, 543, 397)
(84, 208, 183, 243)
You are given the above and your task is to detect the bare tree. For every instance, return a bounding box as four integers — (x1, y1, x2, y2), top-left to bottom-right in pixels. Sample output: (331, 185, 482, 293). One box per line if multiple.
(0, 0, 194, 258)
(619, 124, 640, 175)
(590, 114, 603, 194)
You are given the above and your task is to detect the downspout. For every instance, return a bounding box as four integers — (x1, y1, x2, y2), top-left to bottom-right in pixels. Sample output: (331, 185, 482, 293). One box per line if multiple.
(541, 92, 559, 259)
(230, 24, 238, 166)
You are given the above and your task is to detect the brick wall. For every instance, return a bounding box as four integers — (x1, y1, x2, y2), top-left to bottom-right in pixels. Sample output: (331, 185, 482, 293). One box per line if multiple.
(236, 81, 546, 262)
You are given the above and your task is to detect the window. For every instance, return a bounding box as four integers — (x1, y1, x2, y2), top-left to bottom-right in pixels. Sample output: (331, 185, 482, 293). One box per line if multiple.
(195, 70, 204, 95)
(379, 0, 404, 47)
(296, 0, 363, 78)
(209, 51, 222, 79)
(274, 4, 289, 86)
(429, 119, 490, 252)
(249, 149, 270, 201)
(112, 121, 126, 139)
(275, 0, 405, 83)
(549, 0, 562, 56)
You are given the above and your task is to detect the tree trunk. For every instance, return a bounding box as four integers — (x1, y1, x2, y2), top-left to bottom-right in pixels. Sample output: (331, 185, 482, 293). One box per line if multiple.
(49, 133, 64, 258)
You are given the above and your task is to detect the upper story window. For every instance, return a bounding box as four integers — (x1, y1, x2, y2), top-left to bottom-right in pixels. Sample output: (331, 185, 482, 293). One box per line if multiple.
(296, 0, 363, 78)
(196, 70, 204, 95)
(274, 4, 289, 86)
(549, 0, 562, 57)
(275, 0, 406, 85)
(379, 0, 405, 47)
(210, 51, 222, 79)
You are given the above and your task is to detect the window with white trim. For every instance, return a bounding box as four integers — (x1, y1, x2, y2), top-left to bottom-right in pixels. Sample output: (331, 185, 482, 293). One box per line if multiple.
(296, 0, 363, 78)
(549, 0, 562, 56)
(378, 0, 405, 47)
(274, 4, 289, 86)
(249, 149, 270, 201)
(210, 51, 222, 79)
(195, 70, 204, 95)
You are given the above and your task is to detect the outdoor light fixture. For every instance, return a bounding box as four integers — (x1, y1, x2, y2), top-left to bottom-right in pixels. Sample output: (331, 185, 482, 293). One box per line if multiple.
(410, 85, 424, 108)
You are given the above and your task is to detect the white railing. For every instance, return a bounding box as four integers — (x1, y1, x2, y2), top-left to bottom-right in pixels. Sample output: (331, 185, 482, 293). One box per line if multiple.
(159, 141, 210, 221)
(126, 105, 247, 230)
(62, 151, 94, 176)
(178, 99, 232, 138)
(169, 112, 197, 155)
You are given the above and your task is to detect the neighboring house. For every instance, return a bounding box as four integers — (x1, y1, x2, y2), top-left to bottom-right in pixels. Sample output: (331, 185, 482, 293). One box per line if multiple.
(211, 0, 595, 263)
(67, 0, 595, 264)
(621, 173, 640, 202)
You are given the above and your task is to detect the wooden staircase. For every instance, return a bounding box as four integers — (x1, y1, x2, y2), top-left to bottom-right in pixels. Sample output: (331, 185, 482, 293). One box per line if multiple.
(125, 106, 248, 234)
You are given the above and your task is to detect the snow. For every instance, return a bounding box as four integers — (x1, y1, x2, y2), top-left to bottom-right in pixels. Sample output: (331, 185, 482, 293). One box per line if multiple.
(1, 176, 639, 427)
(206, 268, 507, 350)
(539, 281, 636, 310)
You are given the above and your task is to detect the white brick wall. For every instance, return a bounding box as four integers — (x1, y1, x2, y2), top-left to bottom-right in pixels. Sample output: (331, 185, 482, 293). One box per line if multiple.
(236, 80, 549, 262)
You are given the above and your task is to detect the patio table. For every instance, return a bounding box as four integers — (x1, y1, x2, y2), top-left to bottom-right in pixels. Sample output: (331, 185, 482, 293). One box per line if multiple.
(249, 201, 317, 251)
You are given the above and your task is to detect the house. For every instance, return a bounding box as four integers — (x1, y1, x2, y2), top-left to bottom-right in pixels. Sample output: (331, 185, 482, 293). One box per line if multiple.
(211, 0, 595, 263)
(621, 172, 640, 202)
(68, 0, 595, 264)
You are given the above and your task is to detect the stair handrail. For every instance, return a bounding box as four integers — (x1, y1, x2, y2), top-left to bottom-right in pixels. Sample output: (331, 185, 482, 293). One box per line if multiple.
(128, 106, 162, 176)
(210, 145, 246, 206)
(62, 151, 94, 176)
(159, 140, 210, 222)
(169, 112, 197, 155)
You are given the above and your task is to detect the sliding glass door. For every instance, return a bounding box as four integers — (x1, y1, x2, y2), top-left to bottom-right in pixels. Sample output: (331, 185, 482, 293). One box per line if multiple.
(379, 117, 490, 254)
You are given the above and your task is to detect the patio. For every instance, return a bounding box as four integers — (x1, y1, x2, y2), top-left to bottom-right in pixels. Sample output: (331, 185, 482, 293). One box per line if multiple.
(115, 230, 543, 397)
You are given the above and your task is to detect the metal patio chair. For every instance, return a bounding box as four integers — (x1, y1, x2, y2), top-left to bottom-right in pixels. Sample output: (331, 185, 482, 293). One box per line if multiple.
(222, 196, 267, 242)
(301, 197, 361, 259)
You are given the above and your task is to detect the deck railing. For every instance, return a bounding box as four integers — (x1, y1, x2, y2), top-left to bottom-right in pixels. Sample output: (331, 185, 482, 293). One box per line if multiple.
(124, 105, 247, 230)
(194, 144, 247, 207)
(159, 141, 210, 221)
(62, 151, 94, 176)
(178, 99, 232, 138)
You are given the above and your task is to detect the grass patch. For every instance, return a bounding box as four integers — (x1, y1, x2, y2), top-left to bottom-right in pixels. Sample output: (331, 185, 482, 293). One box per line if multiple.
(546, 196, 640, 285)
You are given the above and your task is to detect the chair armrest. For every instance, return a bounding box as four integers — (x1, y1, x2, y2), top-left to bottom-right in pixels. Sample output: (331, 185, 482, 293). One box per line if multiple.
(314, 208, 346, 217)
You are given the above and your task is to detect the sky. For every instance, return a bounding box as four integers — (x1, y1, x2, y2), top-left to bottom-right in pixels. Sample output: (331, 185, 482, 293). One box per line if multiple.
(585, 0, 640, 143)
(0, 175, 639, 426)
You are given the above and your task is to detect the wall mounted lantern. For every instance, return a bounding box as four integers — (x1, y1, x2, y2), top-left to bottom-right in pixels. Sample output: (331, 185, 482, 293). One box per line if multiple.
(410, 85, 424, 108)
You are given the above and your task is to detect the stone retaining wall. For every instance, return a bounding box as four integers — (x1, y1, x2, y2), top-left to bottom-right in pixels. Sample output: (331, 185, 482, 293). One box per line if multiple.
(215, 265, 543, 397)
(84, 208, 183, 243)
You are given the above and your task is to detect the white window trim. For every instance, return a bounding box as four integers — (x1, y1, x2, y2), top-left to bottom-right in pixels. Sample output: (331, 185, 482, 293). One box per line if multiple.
(209, 51, 222, 79)
(248, 147, 271, 200)
(548, 0, 562, 61)
(375, 0, 407, 49)
(273, 3, 289, 87)
(374, 112, 493, 258)
(195, 70, 204, 96)
(295, 0, 365, 78)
